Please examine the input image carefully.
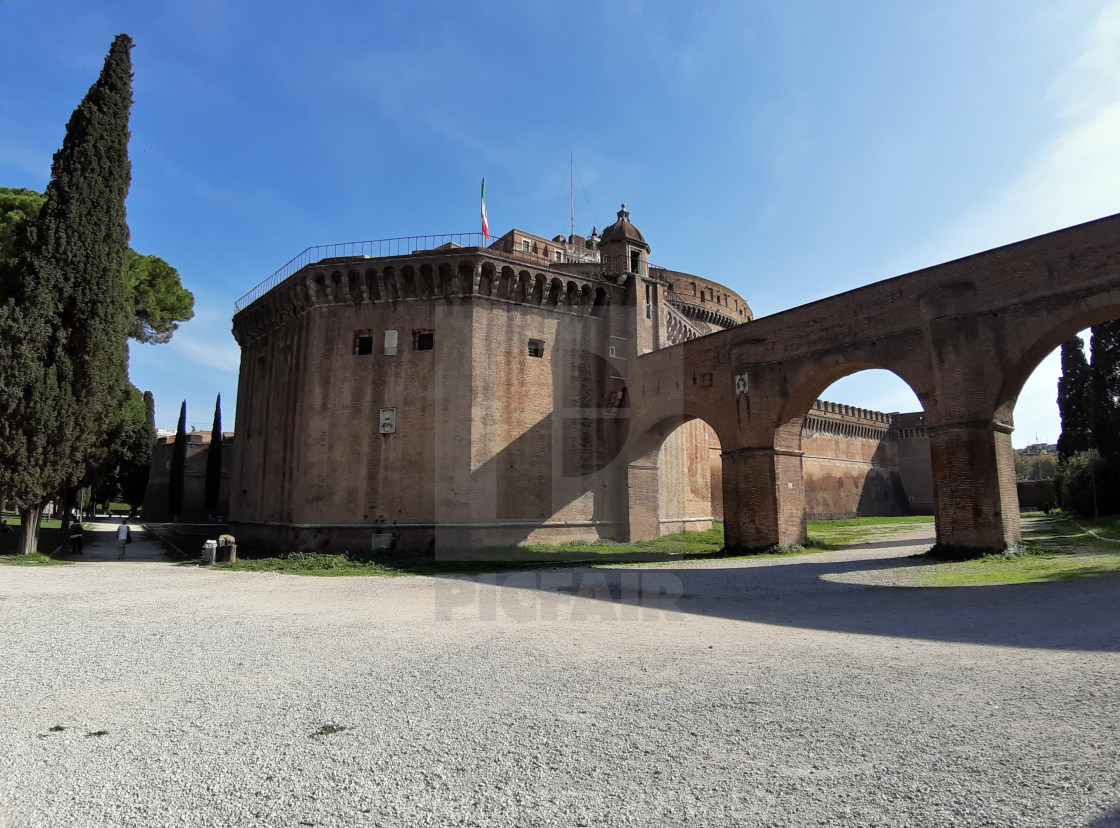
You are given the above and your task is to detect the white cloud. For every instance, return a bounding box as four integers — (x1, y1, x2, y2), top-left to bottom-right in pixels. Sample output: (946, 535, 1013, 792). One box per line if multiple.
(881, 3, 1120, 445)
(911, 2, 1120, 266)
(170, 335, 241, 374)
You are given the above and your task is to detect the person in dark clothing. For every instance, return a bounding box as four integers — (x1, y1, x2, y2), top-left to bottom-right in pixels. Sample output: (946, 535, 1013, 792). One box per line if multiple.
(70, 520, 84, 555)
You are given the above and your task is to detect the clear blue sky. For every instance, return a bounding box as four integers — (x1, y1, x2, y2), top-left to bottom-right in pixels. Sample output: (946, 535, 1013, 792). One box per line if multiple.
(2, 0, 1118, 445)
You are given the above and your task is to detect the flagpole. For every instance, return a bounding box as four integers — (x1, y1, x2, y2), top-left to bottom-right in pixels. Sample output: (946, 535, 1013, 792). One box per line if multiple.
(481, 177, 490, 242)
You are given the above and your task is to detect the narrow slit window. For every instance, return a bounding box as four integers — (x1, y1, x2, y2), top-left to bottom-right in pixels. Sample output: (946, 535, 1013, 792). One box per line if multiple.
(528, 339, 545, 358)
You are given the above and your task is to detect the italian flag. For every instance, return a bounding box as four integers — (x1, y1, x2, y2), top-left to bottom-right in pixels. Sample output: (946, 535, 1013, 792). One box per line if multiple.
(481, 177, 490, 241)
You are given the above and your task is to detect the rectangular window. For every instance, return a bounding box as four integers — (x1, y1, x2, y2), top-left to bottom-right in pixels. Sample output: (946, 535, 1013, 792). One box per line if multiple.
(521, 239, 531, 253)
(630, 250, 640, 273)
(554, 250, 562, 262)
(384, 329, 398, 355)
(528, 339, 544, 358)
(354, 330, 373, 355)
(414, 330, 434, 351)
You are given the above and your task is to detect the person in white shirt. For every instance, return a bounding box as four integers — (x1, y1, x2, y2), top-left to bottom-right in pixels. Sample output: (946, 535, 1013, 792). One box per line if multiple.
(116, 518, 131, 560)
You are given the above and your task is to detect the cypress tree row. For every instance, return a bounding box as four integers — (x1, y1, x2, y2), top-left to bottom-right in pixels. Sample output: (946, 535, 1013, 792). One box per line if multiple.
(0, 34, 134, 554)
(169, 400, 187, 521)
(1056, 335, 1094, 460)
(1089, 321, 1120, 514)
(205, 394, 223, 519)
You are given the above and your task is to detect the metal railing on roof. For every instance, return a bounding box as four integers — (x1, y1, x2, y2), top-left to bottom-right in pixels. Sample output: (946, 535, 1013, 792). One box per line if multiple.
(235, 232, 497, 311)
(234, 232, 663, 312)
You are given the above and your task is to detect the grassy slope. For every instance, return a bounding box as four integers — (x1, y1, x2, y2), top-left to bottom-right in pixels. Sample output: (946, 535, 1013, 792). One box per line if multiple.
(914, 514, 1120, 586)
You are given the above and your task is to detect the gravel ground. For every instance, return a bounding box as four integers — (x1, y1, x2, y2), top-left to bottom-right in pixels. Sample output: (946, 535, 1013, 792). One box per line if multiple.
(0, 524, 1118, 827)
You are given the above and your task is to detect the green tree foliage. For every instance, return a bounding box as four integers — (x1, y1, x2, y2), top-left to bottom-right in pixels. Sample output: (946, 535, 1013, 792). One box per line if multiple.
(1056, 450, 1104, 517)
(0, 188, 47, 255)
(1, 187, 194, 343)
(169, 400, 187, 521)
(1091, 321, 1120, 467)
(1057, 335, 1093, 461)
(0, 34, 135, 554)
(205, 394, 222, 517)
(103, 385, 155, 512)
(126, 249, 194, 343)
(1014, 452, 1057, 482)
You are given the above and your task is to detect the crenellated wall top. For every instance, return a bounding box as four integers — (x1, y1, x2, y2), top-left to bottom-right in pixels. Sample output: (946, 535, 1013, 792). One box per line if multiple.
(231, 247, 619, 346)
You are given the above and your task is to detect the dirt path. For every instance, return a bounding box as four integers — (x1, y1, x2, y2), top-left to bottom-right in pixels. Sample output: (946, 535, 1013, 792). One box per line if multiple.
(61, 520, 170, 563)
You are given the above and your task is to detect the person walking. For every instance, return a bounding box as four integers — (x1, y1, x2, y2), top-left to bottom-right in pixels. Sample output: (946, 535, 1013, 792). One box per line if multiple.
(116, 518, 131, 560)
(69, 519, 83, 555)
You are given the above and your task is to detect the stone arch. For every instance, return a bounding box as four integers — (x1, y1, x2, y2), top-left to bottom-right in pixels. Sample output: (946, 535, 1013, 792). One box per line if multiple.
(400, 265, 417, 299)
(545, 277, 564, 307)
(530, 274, 547, 305)
(365, 267, 382, 302)
(456, 261, 475, 294)
(775, 357, 928, 455)
(328, 270, 345, 304)
(565, 281, 580, 310)
(623, 394, 732, 543)
(346, 270, 363, 304)
(382, 266, 399, 301)
(511, 270, 530, 304)
(437, 263, 454, 297)
(478, 262, 496, 296)
(993, 298, 1120, 432)
(591, 287, 609, 318)
(496, 266, 516, 300)
(417, 263, 435, 298)
(577, 283, 593, 313)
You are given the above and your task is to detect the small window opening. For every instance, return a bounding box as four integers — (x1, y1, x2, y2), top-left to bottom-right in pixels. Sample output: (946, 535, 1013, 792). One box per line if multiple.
(630, 250, 641, 273)
(354, 330, 373, 355)
(521, 239, 531, 253)
(528, 339, 545, 358)
(554, 249, 562, 262)
(414, 330, 434, 351)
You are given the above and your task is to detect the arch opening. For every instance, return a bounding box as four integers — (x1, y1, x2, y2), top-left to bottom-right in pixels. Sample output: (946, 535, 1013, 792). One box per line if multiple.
(797, 368, 932, 521)
(626, 413, 724, 544)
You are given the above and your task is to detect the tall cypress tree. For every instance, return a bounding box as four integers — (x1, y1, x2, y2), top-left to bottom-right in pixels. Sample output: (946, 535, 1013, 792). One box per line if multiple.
(0, 34, 134, 554)
(1091, 322, 1120, 481)
(118, 387, 156, 513)
(205, 394, 222, 519)
(1057, 334, 1094, 460)
(169, 400, 187, 521)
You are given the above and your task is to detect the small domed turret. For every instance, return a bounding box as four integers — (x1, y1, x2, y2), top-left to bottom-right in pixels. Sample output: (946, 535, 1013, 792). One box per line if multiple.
(599, 204, 649, 251)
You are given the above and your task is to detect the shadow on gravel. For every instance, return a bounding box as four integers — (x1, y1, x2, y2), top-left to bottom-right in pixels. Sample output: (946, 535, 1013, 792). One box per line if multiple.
(431, 533, 1120, 653)
(1085, 806, 1120, 828)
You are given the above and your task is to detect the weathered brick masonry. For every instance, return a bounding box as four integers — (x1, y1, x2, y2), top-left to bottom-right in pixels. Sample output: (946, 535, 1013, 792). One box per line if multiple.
(629, 211, 1120, 552)
(231, 206, 1119, 556)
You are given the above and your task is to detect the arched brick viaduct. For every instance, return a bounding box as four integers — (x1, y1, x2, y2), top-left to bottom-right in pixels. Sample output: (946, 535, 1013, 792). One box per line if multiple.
(626, 213, 1120, 554)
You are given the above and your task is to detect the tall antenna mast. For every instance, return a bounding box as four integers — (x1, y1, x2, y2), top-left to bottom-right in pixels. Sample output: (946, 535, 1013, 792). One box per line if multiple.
(570, 151, 575, 240)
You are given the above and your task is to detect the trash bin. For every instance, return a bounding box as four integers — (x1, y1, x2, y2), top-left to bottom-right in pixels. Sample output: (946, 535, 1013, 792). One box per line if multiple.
(202, 539, 217, 565)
